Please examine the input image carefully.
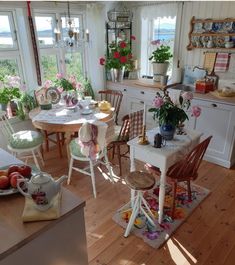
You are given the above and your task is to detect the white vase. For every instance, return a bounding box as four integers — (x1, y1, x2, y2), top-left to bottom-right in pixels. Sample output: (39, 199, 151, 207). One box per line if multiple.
(110, 67, 125, 82)
(152, 62, 169, 81)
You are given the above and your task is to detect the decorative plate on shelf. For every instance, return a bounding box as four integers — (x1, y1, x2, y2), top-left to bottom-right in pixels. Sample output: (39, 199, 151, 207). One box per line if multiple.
(193, 22, 204, 33)
(46, 87, 61, 104)
(212, 22, 223, 33)
(222, 21, 233, 33)
(203, 21, 213, 32)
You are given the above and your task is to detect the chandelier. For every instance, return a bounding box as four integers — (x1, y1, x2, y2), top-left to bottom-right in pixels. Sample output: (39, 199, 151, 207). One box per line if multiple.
(54, 1, 89, 48)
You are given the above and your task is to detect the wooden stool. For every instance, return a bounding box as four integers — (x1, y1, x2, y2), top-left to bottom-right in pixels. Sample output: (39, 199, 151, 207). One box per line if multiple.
(124, 171, 156, 238)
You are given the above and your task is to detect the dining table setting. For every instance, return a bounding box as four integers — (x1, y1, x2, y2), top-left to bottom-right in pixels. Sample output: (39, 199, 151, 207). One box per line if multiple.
(28, 98, 114, 159)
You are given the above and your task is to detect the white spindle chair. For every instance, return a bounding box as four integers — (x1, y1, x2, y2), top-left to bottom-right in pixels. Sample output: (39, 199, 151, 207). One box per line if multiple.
(0, 111, 44, 169)
(67, 119, 114, 198)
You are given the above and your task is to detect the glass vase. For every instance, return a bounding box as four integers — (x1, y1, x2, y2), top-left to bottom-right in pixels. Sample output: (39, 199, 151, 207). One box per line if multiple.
(110, 67, 125, 82)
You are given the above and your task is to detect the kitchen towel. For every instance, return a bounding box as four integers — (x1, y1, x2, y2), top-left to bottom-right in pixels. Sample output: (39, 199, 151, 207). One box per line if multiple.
(228, 54, 235, 73)
(214, 53, 230, 72)
(203, 52, 216, 73)
(22, 192, 61, 222)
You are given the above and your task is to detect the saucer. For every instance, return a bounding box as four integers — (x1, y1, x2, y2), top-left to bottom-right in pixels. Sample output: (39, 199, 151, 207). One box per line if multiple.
(81, 109, 93, 115)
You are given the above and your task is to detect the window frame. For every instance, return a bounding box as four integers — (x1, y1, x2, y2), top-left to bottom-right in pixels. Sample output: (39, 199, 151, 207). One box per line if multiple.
(34, 11, 87, 83)
(0, 11, 18, 51)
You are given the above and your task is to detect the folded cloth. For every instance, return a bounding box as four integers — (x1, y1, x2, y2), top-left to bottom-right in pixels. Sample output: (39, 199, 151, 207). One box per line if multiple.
(22, 192, 61, 222)
(214, 53, 230, 72)
(203, 52, 216, 73)
(129, 109, 144, 140)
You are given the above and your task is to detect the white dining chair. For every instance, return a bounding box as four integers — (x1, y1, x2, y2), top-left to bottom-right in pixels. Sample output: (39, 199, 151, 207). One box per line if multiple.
(67, 119, 114, 198)
(0, 111, 44, 170)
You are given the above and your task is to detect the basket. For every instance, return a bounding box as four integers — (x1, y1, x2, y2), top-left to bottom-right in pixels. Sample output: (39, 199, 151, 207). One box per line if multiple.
(108, 9, 133, 22)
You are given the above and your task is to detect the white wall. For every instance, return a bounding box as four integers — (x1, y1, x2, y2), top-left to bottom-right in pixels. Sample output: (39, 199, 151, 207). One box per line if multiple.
(128, 1, 235, 77)
(180, 1, 235, 69)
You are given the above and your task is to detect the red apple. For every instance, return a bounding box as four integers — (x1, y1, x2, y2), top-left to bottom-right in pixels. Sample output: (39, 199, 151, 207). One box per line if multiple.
(18, 165, 32, 178)
(0, 175, 10, 189)
(7, 165, 20, 176)
(10, 173, 24, 189)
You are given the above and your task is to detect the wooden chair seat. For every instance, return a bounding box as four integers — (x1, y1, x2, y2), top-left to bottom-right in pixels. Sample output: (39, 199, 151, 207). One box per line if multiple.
(125, 171, 156, 191)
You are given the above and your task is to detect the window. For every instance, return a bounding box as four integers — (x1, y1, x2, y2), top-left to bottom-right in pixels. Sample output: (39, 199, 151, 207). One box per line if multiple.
(35, 13, 85, 83)
(140, 16, 177, 79)
(0, 11, 23, 79)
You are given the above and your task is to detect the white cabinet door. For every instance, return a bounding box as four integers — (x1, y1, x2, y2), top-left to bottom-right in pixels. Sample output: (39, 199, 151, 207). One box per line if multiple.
(190, 99, 235, 168)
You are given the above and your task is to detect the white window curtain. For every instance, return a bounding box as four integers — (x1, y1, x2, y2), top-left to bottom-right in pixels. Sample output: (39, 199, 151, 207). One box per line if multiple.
(132, 2, 181, 78)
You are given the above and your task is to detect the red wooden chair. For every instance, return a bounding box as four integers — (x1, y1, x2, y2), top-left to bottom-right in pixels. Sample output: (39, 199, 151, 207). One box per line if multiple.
(145, 136, 212, 219)
(98, 89, 123, 125)
(109, 114, 130, 176)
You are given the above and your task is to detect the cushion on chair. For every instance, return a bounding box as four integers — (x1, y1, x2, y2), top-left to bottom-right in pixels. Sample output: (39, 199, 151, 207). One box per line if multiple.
(69, 139, 86, 157)
(9, 130, 43, 149)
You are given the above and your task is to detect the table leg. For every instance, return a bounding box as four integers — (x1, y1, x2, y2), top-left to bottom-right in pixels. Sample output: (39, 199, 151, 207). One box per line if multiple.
(130, 147, 136, 207)
(158, 166, 167, 224)
(65, 132, 72, 165)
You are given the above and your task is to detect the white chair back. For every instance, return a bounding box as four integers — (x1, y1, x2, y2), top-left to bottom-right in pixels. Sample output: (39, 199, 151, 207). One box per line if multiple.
(0, 111, 15, 140)
(78, 120, 108, 158)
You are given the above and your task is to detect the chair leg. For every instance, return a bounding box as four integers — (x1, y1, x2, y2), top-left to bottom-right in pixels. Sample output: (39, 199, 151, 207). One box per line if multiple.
(32, 150, 40, 170)
(104, 147, 114, 183)
(37, 148, 45, 166)
(56, 133, 63, 158)
(67, 157, 74, 185)
(40, 145, 44, 160)
(117, 145, 122, 176)
(89, 160, 97, 198)
(187, 180, 192, 201)
(44, 130, 49, 152)
(112, 144, 115, 160)
(171, 181, 177, 219)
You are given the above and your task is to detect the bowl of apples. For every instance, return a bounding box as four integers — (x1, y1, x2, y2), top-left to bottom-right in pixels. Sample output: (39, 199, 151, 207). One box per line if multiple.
(0, 164, 33, 196)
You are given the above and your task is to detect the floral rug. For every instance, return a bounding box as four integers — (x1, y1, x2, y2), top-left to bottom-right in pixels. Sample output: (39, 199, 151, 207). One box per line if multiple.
(113, 182, 210, 249)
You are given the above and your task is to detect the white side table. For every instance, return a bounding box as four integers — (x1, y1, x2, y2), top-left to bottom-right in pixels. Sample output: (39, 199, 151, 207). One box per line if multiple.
(127, 128, 202, 224)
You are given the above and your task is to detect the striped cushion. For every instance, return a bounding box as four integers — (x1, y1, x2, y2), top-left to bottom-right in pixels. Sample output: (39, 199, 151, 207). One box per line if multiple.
(9, 130, 43, 149)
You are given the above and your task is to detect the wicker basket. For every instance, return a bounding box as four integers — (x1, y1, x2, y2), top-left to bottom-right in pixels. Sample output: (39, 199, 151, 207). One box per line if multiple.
(108, 9, 133, 22)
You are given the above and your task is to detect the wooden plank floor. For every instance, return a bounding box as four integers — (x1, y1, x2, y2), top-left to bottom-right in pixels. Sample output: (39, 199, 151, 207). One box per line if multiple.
(41, 146, 235, 265)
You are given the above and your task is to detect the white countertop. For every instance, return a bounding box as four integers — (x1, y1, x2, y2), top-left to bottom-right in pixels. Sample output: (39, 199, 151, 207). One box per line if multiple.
(107, 79, 235, 106)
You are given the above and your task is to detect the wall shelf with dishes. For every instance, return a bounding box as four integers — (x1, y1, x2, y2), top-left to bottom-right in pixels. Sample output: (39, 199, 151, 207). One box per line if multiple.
(187, 16, 235, 51)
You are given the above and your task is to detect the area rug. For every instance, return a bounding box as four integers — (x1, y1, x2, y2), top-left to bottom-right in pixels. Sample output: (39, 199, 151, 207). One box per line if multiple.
(113, 182, 210, 249)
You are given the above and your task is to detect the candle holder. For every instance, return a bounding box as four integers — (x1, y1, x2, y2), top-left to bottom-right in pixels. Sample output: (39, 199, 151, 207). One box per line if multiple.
(138, 125, 149, 145)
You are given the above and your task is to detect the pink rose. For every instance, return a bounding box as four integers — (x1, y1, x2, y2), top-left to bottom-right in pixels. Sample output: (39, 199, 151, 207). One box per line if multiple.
(44, 80, 52, 89)
(56, 73, 63, 79)
(191, 106, 201, 118)
(153, 97, 164, 108)
(99, 57, 105, 65)
(131, 35, 136, 40)
(182, 91, 193, 101)
(76, 82, 82, 90)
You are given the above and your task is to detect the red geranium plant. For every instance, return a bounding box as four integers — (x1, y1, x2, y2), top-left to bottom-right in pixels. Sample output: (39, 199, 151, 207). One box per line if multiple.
(99, 36, 135, 70)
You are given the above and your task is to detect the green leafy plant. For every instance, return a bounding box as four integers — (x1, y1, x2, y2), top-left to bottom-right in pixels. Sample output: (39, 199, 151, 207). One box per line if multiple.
(16, 92, 37, 120)
(149, 43, 173, 63)
(149, 89, 198, 127)
(0, 75, 22, 104)
(99, 37, 135, 70)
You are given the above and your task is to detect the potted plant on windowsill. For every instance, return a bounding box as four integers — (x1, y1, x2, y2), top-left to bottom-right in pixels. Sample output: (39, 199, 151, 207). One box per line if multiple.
(0, 75, 23, 117)
(149, 40, 173, 80)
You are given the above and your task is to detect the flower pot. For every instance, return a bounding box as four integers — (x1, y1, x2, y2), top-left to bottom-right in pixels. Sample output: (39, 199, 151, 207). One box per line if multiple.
(160, 124, 175, 140)
(110, 67, 125, 82)
(152, 62, 169, 81)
